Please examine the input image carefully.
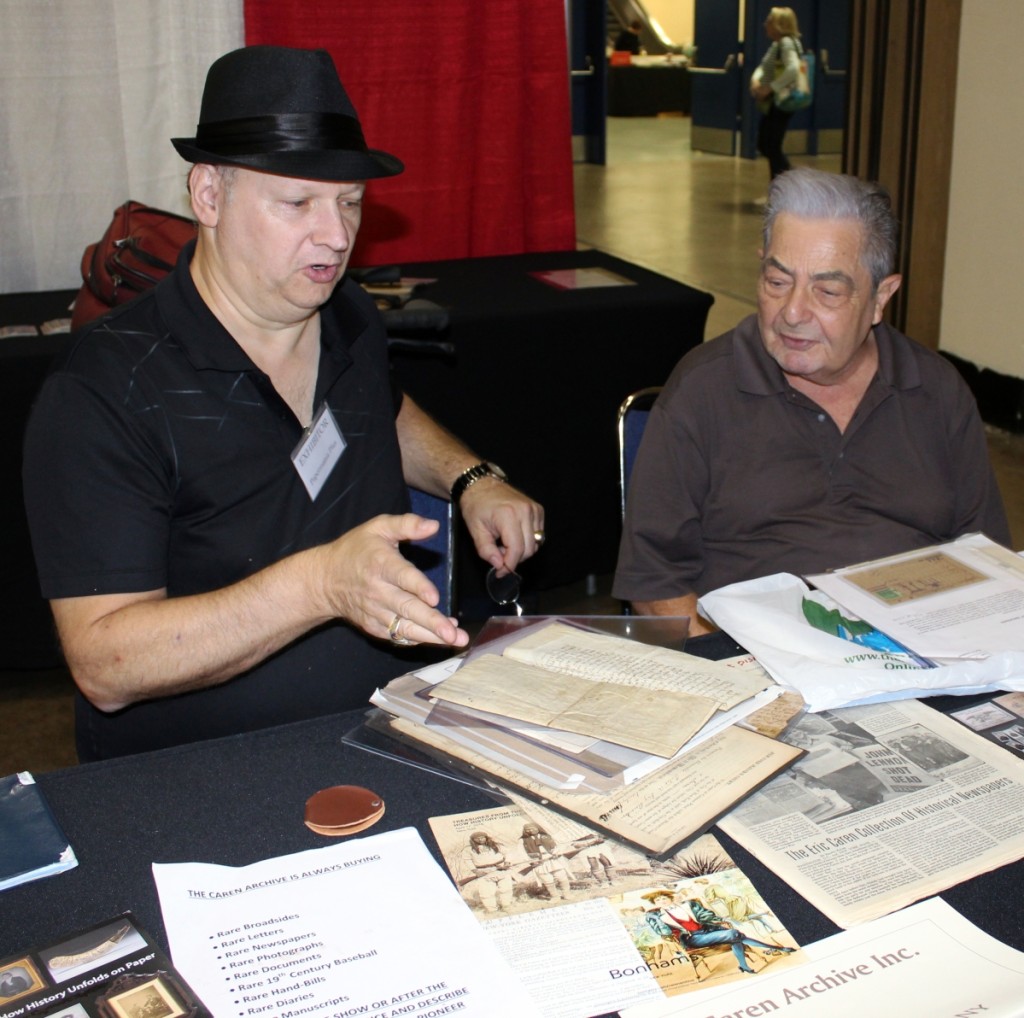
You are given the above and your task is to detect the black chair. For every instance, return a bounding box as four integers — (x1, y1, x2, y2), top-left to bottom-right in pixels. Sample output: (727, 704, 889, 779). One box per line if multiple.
(382, 296, 457, 617)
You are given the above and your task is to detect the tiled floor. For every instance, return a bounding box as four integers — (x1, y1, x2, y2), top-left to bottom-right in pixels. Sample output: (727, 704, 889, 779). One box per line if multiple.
(2, 116, 1021, 776)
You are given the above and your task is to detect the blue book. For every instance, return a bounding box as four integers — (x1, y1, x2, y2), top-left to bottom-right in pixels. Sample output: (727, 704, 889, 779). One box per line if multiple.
(0, 772, 77, 892)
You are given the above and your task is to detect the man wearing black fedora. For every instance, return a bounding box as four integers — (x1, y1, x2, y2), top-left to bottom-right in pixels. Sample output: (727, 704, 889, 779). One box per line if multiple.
(23, 46, 544, 760)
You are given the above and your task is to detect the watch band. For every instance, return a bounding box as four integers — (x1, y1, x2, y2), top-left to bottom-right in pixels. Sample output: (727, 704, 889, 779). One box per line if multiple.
(450, 461, 507, 503)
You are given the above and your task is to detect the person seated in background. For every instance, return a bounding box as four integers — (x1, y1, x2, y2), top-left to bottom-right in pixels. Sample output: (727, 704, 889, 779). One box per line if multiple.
(22, 46, 544, 761)
(614, 167, 1010, 633)
(614, 20, 643, 55)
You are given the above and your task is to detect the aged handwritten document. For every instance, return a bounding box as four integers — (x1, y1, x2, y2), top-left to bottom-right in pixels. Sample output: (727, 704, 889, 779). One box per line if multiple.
(387, 710, 801, 856)
(503, 622, 770, 710)
(371, 621, 797, 855)
(429, 654, 717, 758)
(428, 622, 771, 758)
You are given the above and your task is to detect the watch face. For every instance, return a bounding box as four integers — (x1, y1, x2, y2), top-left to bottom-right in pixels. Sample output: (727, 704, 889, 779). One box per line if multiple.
(485, 461, 508, 481)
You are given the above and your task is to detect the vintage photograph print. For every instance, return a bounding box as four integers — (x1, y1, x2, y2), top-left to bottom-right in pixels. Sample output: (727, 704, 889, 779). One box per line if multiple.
(0, 956, 46, 1004)
(105, 975, 187, 1018)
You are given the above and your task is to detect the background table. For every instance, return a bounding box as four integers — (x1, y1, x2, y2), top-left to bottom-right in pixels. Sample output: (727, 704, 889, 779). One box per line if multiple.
(607, 65, 691, 117)
(0, 296, 74, 670)
(389, 251, 713, 612)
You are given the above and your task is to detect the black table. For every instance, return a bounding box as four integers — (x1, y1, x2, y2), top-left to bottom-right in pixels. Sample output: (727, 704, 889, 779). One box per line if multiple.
(389, 251, 712, 608)
(0, 298, 75, 670)
(608, 65, 691, 117)
(3, 633, 1022, 1001)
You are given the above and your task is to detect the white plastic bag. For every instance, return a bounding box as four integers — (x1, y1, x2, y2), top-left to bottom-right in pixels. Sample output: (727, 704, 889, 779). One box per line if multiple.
(698, 573, 1024, 711)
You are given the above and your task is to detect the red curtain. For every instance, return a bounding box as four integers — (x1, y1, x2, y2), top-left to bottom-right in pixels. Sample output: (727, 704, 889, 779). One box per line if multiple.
(244, 0, 576, 267)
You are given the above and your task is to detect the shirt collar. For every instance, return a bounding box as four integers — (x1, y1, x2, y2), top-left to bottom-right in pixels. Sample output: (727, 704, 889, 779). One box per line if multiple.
(156, 239, 368, 373)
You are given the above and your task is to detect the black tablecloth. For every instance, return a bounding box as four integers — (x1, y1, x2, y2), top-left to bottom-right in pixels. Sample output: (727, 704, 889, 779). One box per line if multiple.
(0, 293, 76, 669)
(0, 707, 494, 957)
(608, 65, 691, 117)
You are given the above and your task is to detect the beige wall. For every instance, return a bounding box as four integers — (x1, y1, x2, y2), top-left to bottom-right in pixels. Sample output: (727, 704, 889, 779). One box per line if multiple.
(941, 0, 1024, 378)
(643, 0, 750, 49)
(644, 0, 694, 48)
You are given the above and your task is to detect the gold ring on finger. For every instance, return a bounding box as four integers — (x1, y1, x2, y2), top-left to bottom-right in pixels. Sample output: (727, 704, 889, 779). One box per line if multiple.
(388, 614, 412, 646)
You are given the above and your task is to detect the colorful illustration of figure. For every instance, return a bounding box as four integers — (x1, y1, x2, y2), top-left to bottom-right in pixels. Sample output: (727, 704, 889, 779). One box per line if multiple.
(460, 830, 515, 914)
(641, 888, 794, 975)
(520, 823, 572, 900)
(703, 883, 777, 936)
(624, 907, 681, 964)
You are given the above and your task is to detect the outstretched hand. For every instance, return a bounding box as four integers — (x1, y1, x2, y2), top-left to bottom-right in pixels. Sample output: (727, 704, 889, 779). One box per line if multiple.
(314, 513, 469, 648)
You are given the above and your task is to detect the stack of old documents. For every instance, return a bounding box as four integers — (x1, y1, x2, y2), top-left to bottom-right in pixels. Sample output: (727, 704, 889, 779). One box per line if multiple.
(369, 618, 804, 856)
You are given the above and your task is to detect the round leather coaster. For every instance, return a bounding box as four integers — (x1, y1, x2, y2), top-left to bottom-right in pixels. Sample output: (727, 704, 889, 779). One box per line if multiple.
(304, 785, 385, 837)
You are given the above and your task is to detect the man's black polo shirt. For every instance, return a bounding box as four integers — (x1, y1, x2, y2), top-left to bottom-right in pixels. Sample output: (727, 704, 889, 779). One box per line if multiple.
(24, 242, 424, 759)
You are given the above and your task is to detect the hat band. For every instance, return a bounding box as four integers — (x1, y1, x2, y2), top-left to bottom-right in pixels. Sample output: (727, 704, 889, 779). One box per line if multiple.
(194, 112, 368, 156)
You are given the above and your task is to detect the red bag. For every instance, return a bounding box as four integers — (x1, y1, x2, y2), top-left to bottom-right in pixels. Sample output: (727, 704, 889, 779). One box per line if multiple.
(72, 201, 196, 329)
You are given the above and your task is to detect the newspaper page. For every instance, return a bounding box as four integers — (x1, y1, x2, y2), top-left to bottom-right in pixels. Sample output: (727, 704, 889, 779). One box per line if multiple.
(717, 698, 1024, 928)
(428, 801, 803, 1018)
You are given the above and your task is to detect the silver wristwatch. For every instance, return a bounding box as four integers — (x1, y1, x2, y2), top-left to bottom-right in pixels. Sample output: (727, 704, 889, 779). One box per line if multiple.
(450, 461, 508, 503)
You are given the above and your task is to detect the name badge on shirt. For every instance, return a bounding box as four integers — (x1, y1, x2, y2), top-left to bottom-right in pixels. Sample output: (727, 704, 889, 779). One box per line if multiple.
(292, 403, 346, 501)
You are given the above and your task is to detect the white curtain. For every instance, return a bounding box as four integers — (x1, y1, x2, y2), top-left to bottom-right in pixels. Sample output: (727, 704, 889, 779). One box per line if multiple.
(0, 0, 244, 294)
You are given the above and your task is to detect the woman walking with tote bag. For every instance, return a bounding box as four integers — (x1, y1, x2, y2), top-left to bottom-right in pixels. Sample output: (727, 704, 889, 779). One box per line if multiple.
(750, 7, 805, 182)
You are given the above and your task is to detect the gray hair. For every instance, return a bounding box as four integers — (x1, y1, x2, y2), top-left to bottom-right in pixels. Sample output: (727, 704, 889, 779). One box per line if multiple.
(763, 168, 899, 290)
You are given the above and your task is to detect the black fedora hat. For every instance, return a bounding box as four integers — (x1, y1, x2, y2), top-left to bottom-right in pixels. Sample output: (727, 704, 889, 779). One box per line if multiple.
(171, 46, 403, 180)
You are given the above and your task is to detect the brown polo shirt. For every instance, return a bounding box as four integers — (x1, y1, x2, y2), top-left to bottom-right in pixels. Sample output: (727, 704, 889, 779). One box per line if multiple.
(614, 315, 1011, 602)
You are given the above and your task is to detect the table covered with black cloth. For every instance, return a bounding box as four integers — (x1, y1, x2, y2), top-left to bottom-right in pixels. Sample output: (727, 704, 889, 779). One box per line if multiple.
(0, 290, 76, 670)
(2, 633, 1022, 1018)
(389, 251, 713, 610)
(607, 64, 691, 117)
